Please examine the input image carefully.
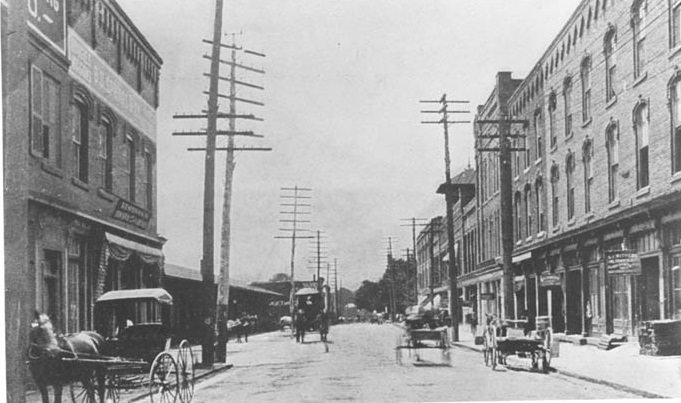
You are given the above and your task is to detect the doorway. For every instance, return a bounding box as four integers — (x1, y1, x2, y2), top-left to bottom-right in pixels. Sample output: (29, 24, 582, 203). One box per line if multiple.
(638, 257, 660, 324)
(566, 269, 582, 334)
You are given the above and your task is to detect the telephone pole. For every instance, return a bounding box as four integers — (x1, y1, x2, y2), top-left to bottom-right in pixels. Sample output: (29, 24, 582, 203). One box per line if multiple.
(420, 94, 470, 342)
(385, 237, 398, 319)
(475, 112, 528, 322)
(308, 230, 329, 291)
(275, 186, 313, 334)
(400, 217, 428, 304)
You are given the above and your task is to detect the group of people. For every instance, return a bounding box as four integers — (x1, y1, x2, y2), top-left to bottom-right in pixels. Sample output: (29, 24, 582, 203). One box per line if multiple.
(293, 308, 329, 343)
(232, 313, 257, 343)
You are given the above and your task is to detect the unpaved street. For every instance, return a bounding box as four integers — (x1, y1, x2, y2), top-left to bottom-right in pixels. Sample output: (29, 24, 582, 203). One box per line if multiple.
(193, 323, 639, 402)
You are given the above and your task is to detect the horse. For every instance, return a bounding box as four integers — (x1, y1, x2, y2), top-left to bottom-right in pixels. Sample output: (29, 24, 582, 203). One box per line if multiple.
(27, 311, 106, 403)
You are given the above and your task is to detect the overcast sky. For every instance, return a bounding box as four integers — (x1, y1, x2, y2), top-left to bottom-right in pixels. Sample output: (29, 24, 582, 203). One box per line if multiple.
(117, 0, 580, 290)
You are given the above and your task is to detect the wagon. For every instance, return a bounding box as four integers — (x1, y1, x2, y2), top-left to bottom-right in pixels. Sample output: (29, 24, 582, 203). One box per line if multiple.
(65, 288, 195, 402)
(482, 316, 554, 373)
(395, 314, 451, 366)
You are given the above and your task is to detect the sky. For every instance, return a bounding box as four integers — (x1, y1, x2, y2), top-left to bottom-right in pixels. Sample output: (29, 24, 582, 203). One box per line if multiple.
(116, 0, 581, 290)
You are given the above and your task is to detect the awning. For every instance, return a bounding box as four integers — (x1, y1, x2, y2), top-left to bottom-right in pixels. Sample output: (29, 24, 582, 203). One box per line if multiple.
(97, 288, 173, 305)
(512, 251, 532, 263)
(295, 287, 320, 296)
(106, 232, 163, 257)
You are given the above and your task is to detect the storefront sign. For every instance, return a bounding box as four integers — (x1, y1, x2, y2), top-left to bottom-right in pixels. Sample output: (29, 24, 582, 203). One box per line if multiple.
(480, 293, 495, 300)
(606, 250, 641, 275)
(540, 272, 561, 287)
(112, 199, 151, 229)
(67, 29, 157, 139)
(26, 0, 66, 55)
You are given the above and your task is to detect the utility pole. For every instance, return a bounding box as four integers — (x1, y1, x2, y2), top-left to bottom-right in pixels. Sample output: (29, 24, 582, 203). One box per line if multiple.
(334, 258, 339, 318)
(420, 94, 470, 342)
(401, 218, 428, 304)
(385, 237, 398, 320)
(475, 113, 528, 322)
(308, 230, 328, 291)
(275, 186, 313, 335)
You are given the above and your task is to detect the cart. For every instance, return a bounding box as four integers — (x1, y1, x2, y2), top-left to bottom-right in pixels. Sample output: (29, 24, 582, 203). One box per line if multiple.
(50, 288, 195, 402)
(395, 315, 451, 366)
(482, 316, 553, 373)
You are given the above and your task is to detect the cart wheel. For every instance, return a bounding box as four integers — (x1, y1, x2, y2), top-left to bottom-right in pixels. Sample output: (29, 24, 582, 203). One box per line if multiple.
(104, 372, 120, 403)
(491, 347, 497, 370)
(541, 353, 550, 374)
(70, 370, 97, 403)
(543, 327, 553, 368)
(149, 352, 179, 403)
(176, 340, 195, 403)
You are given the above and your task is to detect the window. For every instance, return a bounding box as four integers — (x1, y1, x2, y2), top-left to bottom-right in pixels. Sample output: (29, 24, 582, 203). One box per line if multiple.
(606, 124, 619, 202)
(515, 192, 522, 241)
(581, 58, 592, 122)
(589, 267, 601, 319)
(672, 255, 681, 319)
(67, 236, 91, 332)
(534, 111, 543, 160)
(634, 103, 650, 189)
(549, 93, 557, 148)
(605, 29, 617, 102)
(42, 250, 63, 332)
(126, 135, 136, 201)
(564, 78, 573, 136)
(551, 165, 560, 227)
(671, 78, 681, 173)
(145, 149, 153, 210)
(524, 186, 532, 238)
(536, 179, 546, 232)
(30, 66, 61, 165)
(583, 140, 593, 213)
(632, 1, 646, 78)
(72, 102, 89, 182)
(566, 153, 575, 220)
(99, 117, 113, 191)
(673, 4, 681, 48)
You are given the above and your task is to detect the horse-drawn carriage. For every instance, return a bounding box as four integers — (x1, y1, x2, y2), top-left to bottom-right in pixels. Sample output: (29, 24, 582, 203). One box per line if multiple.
(481, 315, 555, 373)
(395, 310, 451, 366)
(28, 288, 195, 403)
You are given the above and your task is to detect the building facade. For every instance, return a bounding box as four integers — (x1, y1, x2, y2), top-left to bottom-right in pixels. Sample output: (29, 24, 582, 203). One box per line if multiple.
(466, 0, 681, 339)
(3, 0, 163, 399)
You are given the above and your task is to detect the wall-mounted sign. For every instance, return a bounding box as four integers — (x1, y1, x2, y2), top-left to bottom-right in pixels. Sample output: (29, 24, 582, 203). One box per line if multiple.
(606, 250, 641, 275)
(540, 272, 561, 287)
(26, 0, 67, 55)
(480, 293, 495, 300)
(112, 199, 151, 229)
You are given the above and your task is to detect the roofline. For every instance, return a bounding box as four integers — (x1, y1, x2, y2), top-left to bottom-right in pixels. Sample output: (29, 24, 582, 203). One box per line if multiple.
(109, 0, 163, 65)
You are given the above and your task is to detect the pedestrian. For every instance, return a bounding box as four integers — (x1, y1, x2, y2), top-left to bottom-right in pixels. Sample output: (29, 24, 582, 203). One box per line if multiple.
(234, 318, 242, 343)
(295, 308, 306, 343)
(585, 299, 593, 336)
(470, 313, 478, 335)
(317, 311, 329, 342)
(240, 313, 250, 343)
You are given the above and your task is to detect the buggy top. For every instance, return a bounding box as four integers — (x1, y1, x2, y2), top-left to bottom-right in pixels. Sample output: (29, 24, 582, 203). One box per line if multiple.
(96, 288, 173, 305)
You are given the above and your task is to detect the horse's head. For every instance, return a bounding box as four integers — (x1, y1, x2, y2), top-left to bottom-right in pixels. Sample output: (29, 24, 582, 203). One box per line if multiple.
(29, 311, 59, 351)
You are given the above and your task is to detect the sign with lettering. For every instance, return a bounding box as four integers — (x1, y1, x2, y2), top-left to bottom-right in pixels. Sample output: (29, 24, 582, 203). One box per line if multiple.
(26, 0, 66, 54)
(67, 29, 157, 140)
(112, 199, 151, 229)
(606, 250, 641, 275)
(540, 272, 561, 287)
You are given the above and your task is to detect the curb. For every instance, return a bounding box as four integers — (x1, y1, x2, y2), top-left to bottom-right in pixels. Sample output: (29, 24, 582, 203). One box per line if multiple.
(449, 342, 669, 399)
(128, 363, 233, 402)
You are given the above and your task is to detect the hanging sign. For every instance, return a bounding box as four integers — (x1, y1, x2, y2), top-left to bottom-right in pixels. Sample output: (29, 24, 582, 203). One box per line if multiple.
(112, 199, 151, 229)
(26, 0, 66, 55)
(540, 272, 561, 287)
(606, 250, 641, 275)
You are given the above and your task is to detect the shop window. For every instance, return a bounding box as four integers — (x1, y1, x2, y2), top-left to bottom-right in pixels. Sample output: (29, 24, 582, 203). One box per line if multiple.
(30, 65, 61, 166)
(42, 250, 63, 332)
(589, 267, 601, 317)
(612, 275, 630, 322)
(671, 256, 681, 319)
(634, 102, 650, 189)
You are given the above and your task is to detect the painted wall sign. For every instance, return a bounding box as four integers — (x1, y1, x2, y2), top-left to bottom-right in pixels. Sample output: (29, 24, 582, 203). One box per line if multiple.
(26, 0, 66, 54)
(112, 199, 150, 229)
(540, 272, 561, 287)
(67, 29, 157, 140)
(606, 250, 641, 275)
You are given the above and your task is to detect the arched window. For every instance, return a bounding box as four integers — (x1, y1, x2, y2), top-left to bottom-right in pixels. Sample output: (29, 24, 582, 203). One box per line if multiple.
(606, 123, 620, 202)
(670, 75, 681, 173)
(549, 92, 557, 148)
(71, 101, 89, 182)
(632, 0, 647, 78)
(515, 191, 522, 241)
(604, 28, 617, 102)
(551, 164, 560, 227)
(566, 153, 575, 220)
(524, 185, 532, 239)
(634, 102, 649, 188)
(534, 110, 543, 160)
(536, 178, 545, 232)
(564, 77, 573, 136)
(583, 139, 593, 213)
(581, 57, 592, 122)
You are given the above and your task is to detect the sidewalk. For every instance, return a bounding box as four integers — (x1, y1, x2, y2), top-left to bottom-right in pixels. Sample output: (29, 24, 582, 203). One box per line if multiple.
(451, 325, 681, 398)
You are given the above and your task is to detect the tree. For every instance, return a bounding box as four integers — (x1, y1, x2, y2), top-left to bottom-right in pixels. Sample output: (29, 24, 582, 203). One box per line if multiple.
(354, 280, 384, 312)
(269, 272, 290, 282)
(354, 256, 416, 317)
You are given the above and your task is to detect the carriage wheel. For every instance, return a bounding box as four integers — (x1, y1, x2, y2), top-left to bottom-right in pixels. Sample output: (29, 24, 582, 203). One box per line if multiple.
(177, 340, 195, 403)
(104, 372, 120, 403)
(70, 370, 97, 403)
(543, 327, 553, 370)
(491, 347, 497, 370)
(149, 352, 179, 403)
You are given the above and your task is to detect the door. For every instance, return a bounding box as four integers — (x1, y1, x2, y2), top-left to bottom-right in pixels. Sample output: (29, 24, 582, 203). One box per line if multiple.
(566, 270, 582, 334)
(611, 275, 631, 335)
(638, 257, 660, 323)
(551, 285, 565, 333)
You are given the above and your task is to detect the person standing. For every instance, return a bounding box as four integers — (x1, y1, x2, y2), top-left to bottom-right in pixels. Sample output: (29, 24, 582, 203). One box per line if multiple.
(295, 308, 306, 343)
(240, 313, 250, 343)
(585, 299, 593, 336)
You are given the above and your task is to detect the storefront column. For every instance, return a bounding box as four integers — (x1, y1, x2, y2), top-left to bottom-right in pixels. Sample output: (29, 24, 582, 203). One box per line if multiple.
(547, 288, 553, 327)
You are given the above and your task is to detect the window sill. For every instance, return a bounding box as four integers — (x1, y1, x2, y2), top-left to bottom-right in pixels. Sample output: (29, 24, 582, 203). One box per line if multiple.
(608, 199, 620, 210)
(635, 186, 650, 198)
(41, 161, 64, 178)
(550, 145, 558, 154)
(565, 131, 574, 142)
(669, 45, 681, 60)
(535, 158, 543, 166)
(581, 117, 592, 128)
(514, 175, 520, 182)
(525, 235, 534, 243)
(516, 240, 523, 247)
(524, 166, 531, 175)
(97, 188, 115, 202)
(605, 96, 618, 110)
(536, 231, 546, 240)
(567, 218, 576, 227)
(552, 225, 561, 234)
(633, 72, 648, 88)
(584, 211, 594, 220)
(71, 177, 90, 192)
(671, 171, 681, 184)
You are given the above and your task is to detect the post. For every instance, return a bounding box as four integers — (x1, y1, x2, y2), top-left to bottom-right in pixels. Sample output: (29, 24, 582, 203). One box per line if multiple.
(499, 114, 515, 322)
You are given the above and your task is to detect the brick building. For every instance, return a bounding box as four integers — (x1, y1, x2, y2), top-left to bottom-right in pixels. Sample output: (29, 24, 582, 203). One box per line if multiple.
(3, 0, 163, 399)
(465, 0, 681, 339)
